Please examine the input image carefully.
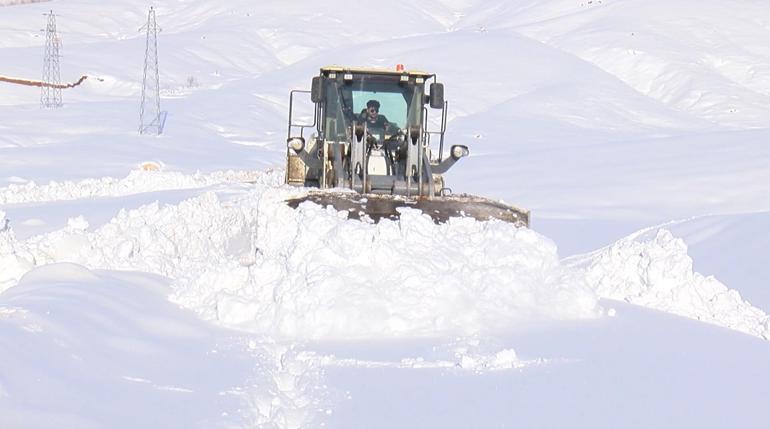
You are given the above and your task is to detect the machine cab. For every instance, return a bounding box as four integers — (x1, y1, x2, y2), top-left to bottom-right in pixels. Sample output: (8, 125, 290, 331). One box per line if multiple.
(287, 65, 455, 196)
(316, 66, 430, 145)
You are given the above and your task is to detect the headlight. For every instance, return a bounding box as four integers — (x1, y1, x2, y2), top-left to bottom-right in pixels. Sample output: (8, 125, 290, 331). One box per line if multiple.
(287, 137, 305, 152)
(451, 145, 469, 160)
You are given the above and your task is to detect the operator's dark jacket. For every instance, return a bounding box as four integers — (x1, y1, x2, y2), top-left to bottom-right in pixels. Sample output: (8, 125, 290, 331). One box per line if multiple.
(359, 109, 394, 132)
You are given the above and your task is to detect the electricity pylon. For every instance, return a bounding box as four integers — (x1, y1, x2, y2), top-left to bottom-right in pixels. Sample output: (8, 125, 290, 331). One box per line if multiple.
(41, 10, 63, 108)
(139, 6, 162, 135)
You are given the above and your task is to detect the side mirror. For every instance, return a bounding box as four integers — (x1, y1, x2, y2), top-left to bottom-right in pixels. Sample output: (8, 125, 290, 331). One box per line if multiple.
(429, 83, 444, 109)
(311, 76, 325, 103)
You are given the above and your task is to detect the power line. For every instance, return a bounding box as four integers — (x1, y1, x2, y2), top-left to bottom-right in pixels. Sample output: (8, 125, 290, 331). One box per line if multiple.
(40, 10, 62, 108)
(139, 6, 162, 135)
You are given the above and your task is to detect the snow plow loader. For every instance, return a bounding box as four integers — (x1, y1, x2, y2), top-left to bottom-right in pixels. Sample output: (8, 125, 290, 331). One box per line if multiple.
(284, 66, 529, 227)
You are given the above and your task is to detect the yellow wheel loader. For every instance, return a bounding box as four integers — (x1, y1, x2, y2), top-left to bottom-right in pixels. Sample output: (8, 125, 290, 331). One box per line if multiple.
(285, 65, 529, 227)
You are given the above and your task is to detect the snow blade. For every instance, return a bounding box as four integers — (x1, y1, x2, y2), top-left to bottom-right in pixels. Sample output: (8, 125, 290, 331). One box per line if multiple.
(286, 191, 530, 227)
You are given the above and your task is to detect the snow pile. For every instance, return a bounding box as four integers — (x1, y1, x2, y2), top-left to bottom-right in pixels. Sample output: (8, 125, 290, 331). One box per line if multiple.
(0, 173, 600, 339)
(0, 210, 35, 290)
(0, 168, 264, 205)
(3, 170, 770, 340)
(576, 229, 770, 339)
(204, 200, 598, 339)
(3, 169, 769, 341)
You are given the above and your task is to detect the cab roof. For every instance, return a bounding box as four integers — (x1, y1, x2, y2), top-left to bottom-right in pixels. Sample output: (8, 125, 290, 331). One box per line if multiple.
(320, 65, 434, 79)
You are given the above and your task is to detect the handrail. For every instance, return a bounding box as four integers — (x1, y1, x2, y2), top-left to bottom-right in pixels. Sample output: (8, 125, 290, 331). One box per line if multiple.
(287, 89, 316, 140)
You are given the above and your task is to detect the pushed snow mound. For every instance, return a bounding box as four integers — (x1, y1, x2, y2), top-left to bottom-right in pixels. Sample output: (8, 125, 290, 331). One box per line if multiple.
(571, 229, 770, 339)
(0, 209, 34, 290)
(3, 170, 767, 340)
(0, 172, 600, 339)
(201, 200, 598, 339)
(0, 169, 263, 205)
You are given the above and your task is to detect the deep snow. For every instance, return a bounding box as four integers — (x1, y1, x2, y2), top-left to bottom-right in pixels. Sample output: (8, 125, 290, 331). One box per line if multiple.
(2, 0, 770, 427)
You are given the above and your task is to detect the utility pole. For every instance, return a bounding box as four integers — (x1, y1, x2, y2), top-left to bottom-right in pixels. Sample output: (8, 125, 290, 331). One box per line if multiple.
(41, 10, 62, 108)
(139, 6, 162, 135)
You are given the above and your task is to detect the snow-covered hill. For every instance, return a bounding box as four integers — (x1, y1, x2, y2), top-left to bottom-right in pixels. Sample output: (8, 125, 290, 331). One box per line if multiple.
(1, 1, 769, 427)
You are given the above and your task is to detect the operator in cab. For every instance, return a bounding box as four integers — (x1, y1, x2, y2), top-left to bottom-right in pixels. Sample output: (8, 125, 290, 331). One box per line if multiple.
(359, 99, 398, 135)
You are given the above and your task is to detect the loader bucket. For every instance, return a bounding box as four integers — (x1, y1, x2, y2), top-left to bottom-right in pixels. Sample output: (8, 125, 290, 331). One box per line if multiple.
(286, 191, 529, 227)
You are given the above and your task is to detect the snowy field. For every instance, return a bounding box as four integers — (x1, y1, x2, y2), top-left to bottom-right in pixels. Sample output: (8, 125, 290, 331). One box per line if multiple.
(1, 0, 769, 427)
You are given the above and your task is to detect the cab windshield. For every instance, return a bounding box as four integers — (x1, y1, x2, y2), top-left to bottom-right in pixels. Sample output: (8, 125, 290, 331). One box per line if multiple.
(352, 91, 407, 129)
(322, 73, 424, 141)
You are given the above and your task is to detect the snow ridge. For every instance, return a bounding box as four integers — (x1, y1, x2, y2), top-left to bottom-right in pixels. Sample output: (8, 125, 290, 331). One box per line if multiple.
(0, 171, 600, 339)
(2, 170, 769, 340)
(575, 229, 770, 339)
(202, 196, 599, 339)
(0, 169, 265, 205)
